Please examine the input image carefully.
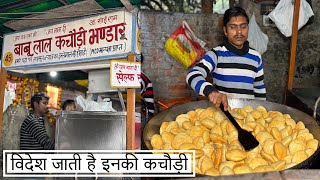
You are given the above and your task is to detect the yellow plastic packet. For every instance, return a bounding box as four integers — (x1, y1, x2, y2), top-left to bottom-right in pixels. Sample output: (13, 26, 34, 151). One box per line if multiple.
(165, 20, 206, 69)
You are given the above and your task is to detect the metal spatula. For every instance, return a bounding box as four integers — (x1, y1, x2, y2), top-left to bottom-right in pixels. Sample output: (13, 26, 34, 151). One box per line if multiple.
(220, 104, 259, 151)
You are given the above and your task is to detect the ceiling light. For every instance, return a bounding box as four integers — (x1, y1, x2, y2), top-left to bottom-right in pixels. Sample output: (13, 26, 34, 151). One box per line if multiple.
(50, 71, 57, 77)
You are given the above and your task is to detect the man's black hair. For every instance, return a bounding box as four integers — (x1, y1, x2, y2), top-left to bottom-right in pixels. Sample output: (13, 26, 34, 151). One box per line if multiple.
(31, 92, 50, 109)
(62, 99, 75, 110)
(223, 7, 249, 26)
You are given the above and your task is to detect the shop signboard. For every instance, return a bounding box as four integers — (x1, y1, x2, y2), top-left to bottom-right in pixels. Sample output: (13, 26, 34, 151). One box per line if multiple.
(1, 9, 140, 70)
(110, 60, 140, 88)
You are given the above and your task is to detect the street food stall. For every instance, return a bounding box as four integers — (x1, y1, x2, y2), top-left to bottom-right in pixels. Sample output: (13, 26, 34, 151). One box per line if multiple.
(0, 7, 142, 151)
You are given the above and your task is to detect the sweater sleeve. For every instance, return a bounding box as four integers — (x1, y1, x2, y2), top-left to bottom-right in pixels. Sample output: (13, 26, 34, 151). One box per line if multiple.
(25, 119, 55, 150)
(186, 50, 218, 97)
(253, 57, 267, 100)
(140, 72, 155, 117)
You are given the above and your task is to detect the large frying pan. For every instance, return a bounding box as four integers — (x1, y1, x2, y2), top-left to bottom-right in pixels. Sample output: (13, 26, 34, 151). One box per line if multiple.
(143, 99, 320, 169)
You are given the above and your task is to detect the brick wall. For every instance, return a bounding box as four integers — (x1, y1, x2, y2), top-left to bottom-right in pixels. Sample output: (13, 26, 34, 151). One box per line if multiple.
(141, 11, 223, 101)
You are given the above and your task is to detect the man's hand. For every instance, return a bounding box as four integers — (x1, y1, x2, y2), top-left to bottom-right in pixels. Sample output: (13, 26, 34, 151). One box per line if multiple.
(208, 91, 228, 111)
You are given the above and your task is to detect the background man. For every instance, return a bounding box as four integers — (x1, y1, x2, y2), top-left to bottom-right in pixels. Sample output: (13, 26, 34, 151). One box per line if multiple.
(20, 92, 55, 150)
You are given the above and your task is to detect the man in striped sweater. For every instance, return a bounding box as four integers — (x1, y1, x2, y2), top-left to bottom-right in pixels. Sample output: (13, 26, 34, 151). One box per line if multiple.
(139, 54, 156, 121)
(186, 7, 266, 111)
(141, 72, 156, 120)
(20, 92, 55, 150)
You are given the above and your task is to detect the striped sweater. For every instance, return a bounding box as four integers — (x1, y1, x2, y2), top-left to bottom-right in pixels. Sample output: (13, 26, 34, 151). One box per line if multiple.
(140, 72, 155, 118)
(186, 38, 266, 100)
(20, 113, 55, 150)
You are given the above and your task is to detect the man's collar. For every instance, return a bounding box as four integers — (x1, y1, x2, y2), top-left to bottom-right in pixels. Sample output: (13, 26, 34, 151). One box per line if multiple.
(30, 113, 44, 120)
(222, 37, 249, 56)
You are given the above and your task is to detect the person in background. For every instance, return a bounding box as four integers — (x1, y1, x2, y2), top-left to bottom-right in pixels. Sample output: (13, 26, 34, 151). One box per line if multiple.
(62, 99, 76, 111)
(20, 92, 54, 150)
(141, 72, 156, 120)
(139, 54, 156, 121)
(186, 7, 266, 111)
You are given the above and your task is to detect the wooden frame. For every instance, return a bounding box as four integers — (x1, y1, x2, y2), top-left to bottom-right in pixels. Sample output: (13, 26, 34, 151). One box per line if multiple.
(284, 0, 301, 105)
(287, 0, 301, 91)
(0, 68, 7, 143)
(126, 54, 136, 150)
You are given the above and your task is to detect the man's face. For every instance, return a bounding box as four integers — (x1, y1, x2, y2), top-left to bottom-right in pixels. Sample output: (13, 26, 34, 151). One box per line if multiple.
(35, 97, 49, 116)
(223, 16, 249, 49)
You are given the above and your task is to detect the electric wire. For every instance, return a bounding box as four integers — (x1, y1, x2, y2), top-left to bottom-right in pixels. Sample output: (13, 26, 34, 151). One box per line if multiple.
(0, 7, 127, 20)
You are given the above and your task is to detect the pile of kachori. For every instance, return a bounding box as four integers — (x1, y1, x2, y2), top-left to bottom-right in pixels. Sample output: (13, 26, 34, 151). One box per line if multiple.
(150, 105, 319, 176)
